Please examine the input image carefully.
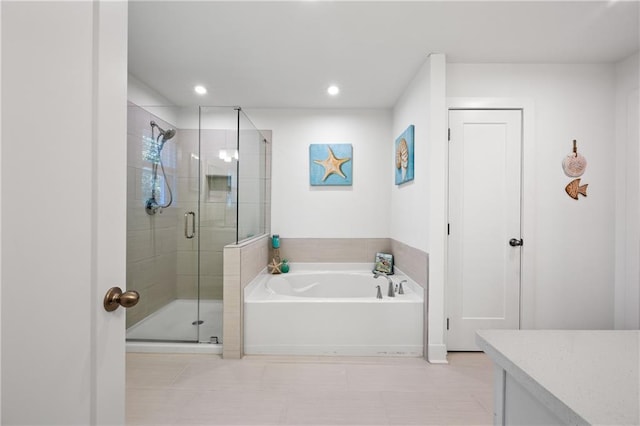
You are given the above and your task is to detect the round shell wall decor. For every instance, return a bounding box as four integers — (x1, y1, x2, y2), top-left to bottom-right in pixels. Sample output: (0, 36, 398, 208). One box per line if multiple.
(562, 139, 587, 177)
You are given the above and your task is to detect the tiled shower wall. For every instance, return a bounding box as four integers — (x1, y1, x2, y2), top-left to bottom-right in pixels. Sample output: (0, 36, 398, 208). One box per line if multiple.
(126, 103, 178, 327)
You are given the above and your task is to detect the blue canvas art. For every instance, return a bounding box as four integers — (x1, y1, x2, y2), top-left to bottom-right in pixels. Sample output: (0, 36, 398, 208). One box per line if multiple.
(309, 144, 353, 186)
(395, 125, 415, 185)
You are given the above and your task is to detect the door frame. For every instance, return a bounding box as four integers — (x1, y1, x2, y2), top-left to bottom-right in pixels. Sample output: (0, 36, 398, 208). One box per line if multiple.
(445, 98, 536, 347)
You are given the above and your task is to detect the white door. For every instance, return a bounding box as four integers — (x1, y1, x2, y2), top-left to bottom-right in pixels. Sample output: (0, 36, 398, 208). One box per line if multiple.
(447, 109, 522, 351)
(1, 2, 128, 424)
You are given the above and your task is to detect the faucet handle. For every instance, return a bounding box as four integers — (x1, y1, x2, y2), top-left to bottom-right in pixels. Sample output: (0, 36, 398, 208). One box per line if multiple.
(375, 285, 383, 299)
(398, 280, 407, 295)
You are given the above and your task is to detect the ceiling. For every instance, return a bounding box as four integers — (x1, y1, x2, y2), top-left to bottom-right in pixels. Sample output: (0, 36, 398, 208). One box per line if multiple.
(128, 1, 639, 109)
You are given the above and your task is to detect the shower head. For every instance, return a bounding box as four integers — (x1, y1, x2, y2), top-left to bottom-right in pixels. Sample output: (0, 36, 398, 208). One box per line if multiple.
(162, 128, 176, 140)
(150, 121, 176, 142)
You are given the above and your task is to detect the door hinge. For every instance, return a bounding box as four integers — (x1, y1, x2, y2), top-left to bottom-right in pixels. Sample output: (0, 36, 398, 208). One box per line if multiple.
(448, 128, 451, 141)
(446, 318, 450, 330)
(447, 223, 450, 235)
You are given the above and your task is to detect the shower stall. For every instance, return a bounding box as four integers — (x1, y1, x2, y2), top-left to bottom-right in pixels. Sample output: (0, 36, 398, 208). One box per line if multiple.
(125, 105, 270, 351)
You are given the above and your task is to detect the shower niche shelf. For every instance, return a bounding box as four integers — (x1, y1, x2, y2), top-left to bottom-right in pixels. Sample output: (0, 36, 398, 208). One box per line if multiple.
(206, 174, 232, 203)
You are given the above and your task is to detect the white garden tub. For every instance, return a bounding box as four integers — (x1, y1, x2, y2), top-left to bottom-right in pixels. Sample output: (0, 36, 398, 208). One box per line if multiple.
(244, 263, 424, 356)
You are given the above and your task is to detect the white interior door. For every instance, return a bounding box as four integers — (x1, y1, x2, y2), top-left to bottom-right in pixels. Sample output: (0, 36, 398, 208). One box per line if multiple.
(447, 109, 522, 351)
(1, 2, 128, 424)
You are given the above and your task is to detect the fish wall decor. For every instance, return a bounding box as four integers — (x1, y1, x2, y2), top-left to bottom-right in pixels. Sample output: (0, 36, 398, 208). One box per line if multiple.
(565, 178, 588, 200)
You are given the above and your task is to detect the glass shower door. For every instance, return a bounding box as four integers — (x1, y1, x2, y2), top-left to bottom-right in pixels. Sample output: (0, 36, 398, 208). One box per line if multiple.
(172, 120, 202, 342)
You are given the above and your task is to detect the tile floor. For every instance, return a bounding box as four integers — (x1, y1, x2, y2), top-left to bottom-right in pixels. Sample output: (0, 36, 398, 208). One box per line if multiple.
(126, 352, 493, 425)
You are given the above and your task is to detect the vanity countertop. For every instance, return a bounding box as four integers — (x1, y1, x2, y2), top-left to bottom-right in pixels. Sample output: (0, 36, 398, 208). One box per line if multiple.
(476, 330, 639, 425)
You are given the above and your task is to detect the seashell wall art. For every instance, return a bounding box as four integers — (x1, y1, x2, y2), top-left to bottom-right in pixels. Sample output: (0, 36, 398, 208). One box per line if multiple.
(395, 125, 415, 185)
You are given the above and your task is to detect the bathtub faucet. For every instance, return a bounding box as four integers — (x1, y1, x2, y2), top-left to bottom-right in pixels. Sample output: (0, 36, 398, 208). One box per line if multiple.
(373, 271, 395, 298)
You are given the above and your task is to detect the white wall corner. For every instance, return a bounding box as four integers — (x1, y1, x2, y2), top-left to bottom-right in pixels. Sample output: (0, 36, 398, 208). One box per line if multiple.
(390, 56, 432, 252)
(427, 344, 449, 364)
(0, 0, 3, 418)
(427, 53, 448, 356)
(614, 52, 640, 330)
(128, 73, 173, 106)
(127, 73, 180, 125)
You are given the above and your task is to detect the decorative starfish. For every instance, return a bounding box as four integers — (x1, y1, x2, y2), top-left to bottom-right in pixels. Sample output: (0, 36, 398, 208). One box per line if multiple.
(314, 147, 350, 181)
(268, 258, 282, 274)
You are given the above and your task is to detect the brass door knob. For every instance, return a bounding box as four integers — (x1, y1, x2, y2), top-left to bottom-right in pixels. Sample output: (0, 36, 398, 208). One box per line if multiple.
(104, 287, 140, 312)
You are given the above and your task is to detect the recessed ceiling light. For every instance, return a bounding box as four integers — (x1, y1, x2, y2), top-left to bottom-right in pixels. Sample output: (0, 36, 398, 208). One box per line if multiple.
(194, 85, 207, 95)
(327, 85, 340, 96)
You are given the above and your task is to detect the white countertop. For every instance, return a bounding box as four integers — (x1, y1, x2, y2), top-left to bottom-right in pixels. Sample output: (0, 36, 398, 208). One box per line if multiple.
(476, 330, 640, 426)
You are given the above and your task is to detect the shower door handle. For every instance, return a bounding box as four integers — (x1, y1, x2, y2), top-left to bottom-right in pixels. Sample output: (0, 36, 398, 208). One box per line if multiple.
(185, 211, 196, 239)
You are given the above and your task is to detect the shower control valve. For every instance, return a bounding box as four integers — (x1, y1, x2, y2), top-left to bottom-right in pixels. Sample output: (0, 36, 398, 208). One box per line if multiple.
(145, 198, 160, 215)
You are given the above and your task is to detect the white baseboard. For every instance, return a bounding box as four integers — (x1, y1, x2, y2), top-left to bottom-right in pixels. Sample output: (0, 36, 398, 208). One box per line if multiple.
(428, 344, 448, 364)
(244, 344, 423, 357)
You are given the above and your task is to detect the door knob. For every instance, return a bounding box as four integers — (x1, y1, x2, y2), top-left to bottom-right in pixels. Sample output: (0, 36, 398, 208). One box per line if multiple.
(509, 238, 524, 247)
(103, 287, 140, 312)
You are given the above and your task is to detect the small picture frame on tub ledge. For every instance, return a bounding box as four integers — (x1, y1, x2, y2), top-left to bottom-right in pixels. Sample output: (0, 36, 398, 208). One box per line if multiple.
(374, 252, 394, 275)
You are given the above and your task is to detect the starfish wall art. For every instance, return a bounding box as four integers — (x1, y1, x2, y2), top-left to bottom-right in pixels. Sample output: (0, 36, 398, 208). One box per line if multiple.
(309, 144, 353, 186)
